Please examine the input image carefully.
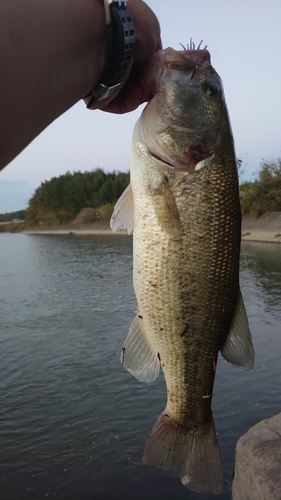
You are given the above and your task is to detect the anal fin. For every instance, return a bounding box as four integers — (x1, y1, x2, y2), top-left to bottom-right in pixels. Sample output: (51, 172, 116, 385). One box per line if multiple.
(121, 314, 160, 383)
(220, 288, 255, 369)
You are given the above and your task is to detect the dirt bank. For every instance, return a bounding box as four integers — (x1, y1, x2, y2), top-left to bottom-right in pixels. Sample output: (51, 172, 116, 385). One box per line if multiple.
(241, 212, 281, 243)
(2, 212, 281, 243)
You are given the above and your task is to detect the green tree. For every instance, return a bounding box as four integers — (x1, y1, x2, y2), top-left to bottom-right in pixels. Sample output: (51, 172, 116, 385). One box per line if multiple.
(26, 168, 129, 224)
(240, 158, 281, 217)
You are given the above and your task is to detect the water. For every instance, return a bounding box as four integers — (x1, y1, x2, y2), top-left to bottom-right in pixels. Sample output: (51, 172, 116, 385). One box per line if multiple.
(0, 234, 280, 500)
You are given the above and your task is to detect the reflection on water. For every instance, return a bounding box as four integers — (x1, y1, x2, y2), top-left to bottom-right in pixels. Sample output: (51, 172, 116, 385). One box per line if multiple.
(0, 235, 281, 500)
(242, 242, 281, 317)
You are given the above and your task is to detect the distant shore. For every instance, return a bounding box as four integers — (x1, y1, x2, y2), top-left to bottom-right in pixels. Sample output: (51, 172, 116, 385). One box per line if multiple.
(23, 227, 126, 236)
(20, 221, 125, 236)
(23, 212, 281, 244)
(241, 212, 281, 244)
(2, 212, 281, 243)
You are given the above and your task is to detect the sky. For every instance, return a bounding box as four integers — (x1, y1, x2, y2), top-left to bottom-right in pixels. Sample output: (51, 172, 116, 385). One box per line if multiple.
(1, 0, 281, 213)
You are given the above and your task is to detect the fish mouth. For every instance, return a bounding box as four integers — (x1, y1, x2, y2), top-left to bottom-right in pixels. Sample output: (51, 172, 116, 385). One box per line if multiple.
(148, 151, 177, 169)
(148, 144, 211, 173)
(149, 151, 192, 173)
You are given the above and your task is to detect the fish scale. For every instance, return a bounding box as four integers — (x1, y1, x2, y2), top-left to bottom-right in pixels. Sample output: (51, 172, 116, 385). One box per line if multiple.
(111, 47, 254, 494)
(135, 168, 239, 426)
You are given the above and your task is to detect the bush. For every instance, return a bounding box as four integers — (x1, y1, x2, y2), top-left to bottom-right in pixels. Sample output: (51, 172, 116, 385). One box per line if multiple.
(240, 158, 281, 217)
(26, 169, 129, 225)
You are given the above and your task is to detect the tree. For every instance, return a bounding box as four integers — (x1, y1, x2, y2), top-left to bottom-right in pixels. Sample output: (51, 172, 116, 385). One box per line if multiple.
(26, 168, 130, 224)
(240, 158, 281, 217)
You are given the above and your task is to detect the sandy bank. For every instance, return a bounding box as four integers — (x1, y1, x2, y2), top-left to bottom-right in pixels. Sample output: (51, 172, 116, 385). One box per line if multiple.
(22, 225, 126, 236)
(9, 212, 281, 243)
(21, 219, 128, 235)
(241, 212, 281, 243)
(23, 229, 126, 235)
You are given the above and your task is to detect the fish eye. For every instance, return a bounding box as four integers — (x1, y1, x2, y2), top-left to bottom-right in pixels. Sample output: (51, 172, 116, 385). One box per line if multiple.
(202, 83, 219, 96)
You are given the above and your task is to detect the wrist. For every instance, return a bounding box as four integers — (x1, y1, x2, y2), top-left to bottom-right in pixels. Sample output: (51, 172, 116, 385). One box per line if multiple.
(74, 0, 108, 100)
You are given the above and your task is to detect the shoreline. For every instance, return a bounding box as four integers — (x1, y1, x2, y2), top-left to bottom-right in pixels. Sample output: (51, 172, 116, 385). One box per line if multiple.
(241, 231, 281, 244)
(22, 228, 126, 236)
(21, 228, 281, 243)
(2, 212, 281, 244)
(241, 212, 281, 244)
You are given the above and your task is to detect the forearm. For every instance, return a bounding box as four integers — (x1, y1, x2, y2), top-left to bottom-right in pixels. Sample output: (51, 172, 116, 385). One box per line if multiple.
(0, 0, 107, 170)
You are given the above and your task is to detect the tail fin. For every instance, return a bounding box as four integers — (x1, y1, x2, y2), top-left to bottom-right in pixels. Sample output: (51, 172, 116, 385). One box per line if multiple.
(143, 412, 222, 494)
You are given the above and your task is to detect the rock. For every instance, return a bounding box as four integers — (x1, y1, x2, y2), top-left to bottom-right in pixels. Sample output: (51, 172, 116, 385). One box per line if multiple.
(232, 413, 281, 499)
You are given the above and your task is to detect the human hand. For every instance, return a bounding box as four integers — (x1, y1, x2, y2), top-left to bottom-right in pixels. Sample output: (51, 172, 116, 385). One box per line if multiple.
(90, 0, 162, 114)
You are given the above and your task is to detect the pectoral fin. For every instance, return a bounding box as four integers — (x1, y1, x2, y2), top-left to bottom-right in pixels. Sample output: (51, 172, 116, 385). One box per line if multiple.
(220, 289, 254, 370)
(150, 178, 181, 241)
(121, 314, 160, 383)
(110, 183, 134, 234)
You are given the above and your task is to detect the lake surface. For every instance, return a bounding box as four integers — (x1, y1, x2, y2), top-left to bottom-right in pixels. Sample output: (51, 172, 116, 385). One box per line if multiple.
(0, 234, 280, 500)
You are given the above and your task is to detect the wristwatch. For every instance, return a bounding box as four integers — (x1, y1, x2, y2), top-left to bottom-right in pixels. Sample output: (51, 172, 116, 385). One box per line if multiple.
(85, 0, 135, 109)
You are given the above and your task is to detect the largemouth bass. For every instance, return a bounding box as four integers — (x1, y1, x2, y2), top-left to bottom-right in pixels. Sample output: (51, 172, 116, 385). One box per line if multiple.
(111, 47, 254, 495)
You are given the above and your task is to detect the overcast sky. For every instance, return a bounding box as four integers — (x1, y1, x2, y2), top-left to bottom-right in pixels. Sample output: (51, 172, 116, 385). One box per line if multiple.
(1, 0, 281, 213)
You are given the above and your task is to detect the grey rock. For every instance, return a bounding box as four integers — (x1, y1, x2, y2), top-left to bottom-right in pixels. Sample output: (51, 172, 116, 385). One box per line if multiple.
(232, 413, 281, 500)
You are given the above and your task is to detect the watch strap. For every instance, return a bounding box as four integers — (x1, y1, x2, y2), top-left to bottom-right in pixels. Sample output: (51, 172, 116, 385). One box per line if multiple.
(85, 0, 135, 109)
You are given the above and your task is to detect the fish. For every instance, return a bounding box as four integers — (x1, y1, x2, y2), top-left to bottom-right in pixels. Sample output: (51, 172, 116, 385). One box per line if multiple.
(110, 47, 254, 495)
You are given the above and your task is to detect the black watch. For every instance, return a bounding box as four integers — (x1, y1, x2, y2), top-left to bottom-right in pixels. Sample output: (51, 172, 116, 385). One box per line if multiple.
(85, 0, 135, 110)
